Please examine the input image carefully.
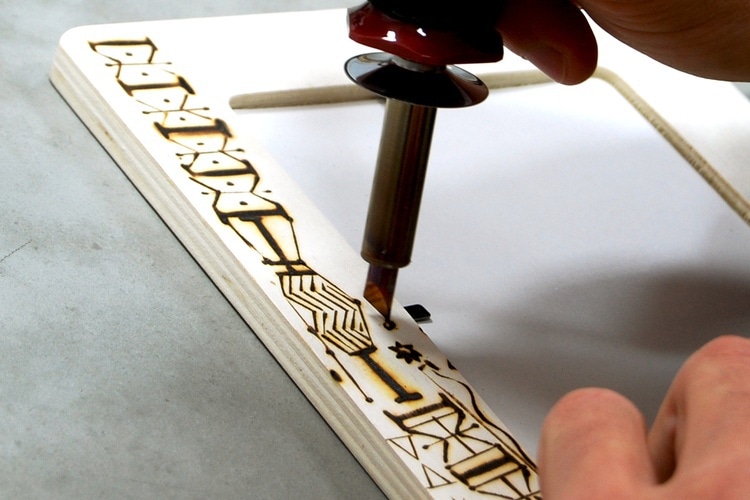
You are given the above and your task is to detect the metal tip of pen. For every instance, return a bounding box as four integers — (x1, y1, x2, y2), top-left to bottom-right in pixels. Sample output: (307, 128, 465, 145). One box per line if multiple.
(363, 264, 398, 322)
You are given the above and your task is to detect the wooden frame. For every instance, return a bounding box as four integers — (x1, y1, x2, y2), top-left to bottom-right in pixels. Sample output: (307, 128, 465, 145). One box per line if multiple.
(50, 9, 750, 499)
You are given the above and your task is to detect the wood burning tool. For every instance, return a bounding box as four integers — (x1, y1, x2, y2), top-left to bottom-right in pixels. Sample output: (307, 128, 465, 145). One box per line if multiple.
(345, 1, 505, 323)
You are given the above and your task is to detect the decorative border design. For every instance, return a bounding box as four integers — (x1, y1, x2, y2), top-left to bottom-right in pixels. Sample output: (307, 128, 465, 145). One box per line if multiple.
(79, 36, 539, 498)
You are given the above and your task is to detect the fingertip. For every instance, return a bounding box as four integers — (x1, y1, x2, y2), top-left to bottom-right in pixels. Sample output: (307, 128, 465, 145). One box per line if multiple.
(539, 388, 654, 495)
(540, 388, 643, 454)
(497, 0, 598, 85)
(671, 335, 750, 406)
(506, 39, 596, 85)
(692, 334, 750, 360)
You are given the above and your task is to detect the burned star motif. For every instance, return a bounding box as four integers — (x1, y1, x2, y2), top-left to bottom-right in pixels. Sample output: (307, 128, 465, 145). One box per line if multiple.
(390, 342, 423, 364)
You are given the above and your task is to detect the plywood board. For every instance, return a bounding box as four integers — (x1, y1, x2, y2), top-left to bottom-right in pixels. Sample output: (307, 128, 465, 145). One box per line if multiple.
(50, 9, 750, 499)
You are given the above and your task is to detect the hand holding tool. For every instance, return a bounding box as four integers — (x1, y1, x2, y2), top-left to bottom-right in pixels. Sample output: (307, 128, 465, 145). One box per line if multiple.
(344, 1, 505, 324)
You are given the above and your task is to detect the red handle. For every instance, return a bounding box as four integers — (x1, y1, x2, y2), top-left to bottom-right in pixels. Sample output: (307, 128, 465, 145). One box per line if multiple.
(348, 2, 504, 66)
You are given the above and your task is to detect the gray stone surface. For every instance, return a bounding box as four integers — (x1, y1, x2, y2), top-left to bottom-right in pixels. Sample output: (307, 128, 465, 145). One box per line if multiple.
(1, 1, 385, 498)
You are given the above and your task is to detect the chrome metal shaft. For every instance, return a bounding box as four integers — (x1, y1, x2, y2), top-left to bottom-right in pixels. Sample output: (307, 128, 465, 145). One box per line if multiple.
(362, 99, 437, 269)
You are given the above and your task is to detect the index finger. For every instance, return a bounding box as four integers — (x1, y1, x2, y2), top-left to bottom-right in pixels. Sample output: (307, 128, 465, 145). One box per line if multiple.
(538, 387, 657, 498)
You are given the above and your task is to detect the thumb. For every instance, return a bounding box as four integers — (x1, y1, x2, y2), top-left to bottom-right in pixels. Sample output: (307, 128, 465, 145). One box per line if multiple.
(538, 388, 657, 498)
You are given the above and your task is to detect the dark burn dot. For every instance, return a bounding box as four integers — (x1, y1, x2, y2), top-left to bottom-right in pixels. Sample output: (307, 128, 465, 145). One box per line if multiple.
(239, 201, 248, 206)
(383, 320, 396, 330)
(330, 370, 343, 383)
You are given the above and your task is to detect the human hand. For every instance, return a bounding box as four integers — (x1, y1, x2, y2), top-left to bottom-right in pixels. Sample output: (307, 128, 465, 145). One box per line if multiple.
(538, 335, 750, 498)
(496, 0, 750, 84)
